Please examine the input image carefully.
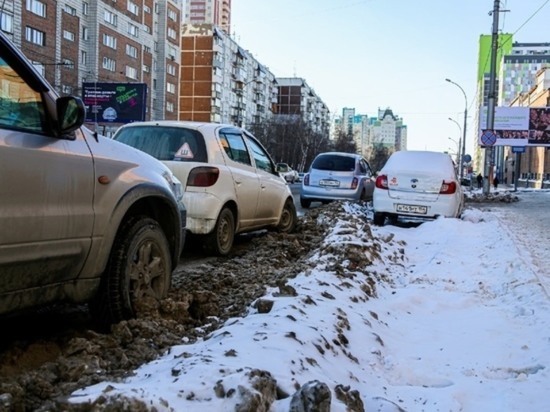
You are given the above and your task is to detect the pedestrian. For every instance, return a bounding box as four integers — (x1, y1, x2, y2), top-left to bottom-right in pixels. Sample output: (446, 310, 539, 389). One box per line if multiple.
(493, 176, 499, 189)
(476, 173, 483, 189)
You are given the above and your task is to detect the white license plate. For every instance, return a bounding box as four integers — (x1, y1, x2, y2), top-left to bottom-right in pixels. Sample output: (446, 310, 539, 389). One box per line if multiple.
(319, 179, 340, 187)
(396, 204, 427, 214)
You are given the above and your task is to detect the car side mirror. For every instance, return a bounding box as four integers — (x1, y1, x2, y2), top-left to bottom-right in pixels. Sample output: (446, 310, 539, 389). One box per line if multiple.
(56, 96, 85, 136)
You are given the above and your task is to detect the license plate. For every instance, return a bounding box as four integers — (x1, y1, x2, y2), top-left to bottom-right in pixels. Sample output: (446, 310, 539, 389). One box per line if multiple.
(319, 179, 340, 187)
(396, 204, 427, 214)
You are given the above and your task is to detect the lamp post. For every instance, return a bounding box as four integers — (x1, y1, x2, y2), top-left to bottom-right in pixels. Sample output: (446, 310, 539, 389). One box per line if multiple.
(445, 78, 468, 179)
(448, 136, 460, 165)
(448, 117, 462, 166)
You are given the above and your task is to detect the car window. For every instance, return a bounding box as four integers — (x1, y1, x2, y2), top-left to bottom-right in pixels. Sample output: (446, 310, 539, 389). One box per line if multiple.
(312, 155, 355, 172)
(114, 126, 207, 162)
(0, 57, 46, 134)
(246, 136, 274, 173)
(219, 131, 251, 166)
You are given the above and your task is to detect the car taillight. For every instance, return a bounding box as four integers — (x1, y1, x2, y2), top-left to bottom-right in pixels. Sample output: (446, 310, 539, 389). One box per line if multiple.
(440, 180, 457, 194)
(304, 174, 310, 186)
(187, 167, 220, 187)
(375, 175, 388, 189)
(351, 177, 358, 189)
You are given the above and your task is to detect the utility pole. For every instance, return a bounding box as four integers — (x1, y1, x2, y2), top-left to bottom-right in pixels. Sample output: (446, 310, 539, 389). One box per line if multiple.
(483, 0, 501, 195)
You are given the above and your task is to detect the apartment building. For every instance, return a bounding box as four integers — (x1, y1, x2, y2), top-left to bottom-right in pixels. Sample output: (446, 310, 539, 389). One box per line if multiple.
(180, 23, 277, 127)
(182, 0, 231, 33)
(275, 77, 330, 135)
(0, 0, 181, 135)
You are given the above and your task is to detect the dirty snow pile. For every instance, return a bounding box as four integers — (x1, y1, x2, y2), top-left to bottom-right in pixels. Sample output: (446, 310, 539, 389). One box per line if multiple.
(69, 202, 550, 412)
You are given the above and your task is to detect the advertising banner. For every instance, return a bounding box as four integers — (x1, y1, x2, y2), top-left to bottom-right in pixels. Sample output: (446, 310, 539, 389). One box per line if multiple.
(479, 106, 550, 147)
(82, 82, 147, 123)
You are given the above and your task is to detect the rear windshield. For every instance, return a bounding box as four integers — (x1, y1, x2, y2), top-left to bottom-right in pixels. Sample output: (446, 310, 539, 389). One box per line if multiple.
(312, 154, 355, 172)
(114, 126, 207, 162)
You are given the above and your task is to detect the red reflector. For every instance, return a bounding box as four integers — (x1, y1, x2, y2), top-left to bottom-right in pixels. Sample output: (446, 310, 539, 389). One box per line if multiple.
(440, 180, 457, 194)
(187, 167, 220, 187)
(375, 175, 388, 189)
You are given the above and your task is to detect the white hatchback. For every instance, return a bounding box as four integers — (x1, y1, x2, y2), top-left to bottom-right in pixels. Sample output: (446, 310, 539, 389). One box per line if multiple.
(113, 121, 297, 255)
(372, 150, 464, 226)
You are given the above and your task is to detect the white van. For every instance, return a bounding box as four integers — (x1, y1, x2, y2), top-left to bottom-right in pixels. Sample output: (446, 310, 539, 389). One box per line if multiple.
(372, 150, 464, 226)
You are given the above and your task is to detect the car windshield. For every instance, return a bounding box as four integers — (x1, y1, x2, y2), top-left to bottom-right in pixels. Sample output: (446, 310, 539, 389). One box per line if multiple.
(114, 126, 207, 162)
(312, 155, 355, 172)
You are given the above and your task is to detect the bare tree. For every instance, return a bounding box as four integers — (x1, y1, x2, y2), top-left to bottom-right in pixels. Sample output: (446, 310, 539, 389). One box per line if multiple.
(367, 142, 392, 173)
(332, 125, 357, 154)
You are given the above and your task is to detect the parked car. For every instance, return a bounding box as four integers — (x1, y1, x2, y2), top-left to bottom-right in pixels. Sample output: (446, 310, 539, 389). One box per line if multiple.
(300, 152, 375, 208)
(0, 31, 186, 328)
(297, 172, 306, 183)
(372, 150, 464, 226)
(113, 121, 297, 256)
(276, 163, 299, 183)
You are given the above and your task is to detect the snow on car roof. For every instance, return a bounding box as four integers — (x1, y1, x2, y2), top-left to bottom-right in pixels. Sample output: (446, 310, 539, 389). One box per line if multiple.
(381, 150, 455, 175)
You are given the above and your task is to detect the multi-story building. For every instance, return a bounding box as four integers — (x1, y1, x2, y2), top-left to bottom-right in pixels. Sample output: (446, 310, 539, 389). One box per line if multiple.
(274, 77, 330, 135)
(1, 0, 181, 135)
(368, 108, 407, 151)
(505, 67, 550, 189)
(180, 23, 277, 127)
(499, 42, 550, 106)
(182, 0, 231, 33)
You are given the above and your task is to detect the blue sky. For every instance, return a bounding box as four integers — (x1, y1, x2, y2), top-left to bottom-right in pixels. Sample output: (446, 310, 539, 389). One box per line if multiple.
(230, 0, 550, 154)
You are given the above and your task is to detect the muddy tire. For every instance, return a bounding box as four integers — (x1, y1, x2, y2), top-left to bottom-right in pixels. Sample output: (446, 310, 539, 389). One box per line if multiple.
(277, 199, 297, 233)
(204, 207, 235, 256)
(90, 216, 172, 330)
(373, 212, 386, 226)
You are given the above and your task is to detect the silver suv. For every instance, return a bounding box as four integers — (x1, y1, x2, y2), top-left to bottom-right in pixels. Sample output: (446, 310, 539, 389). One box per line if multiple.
(0, 32, 186, 328)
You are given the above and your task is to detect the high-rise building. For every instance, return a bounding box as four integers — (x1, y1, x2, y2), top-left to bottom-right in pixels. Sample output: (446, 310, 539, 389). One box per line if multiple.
(1, 0, 182, 135)
(180, 23, 277, 127)
(183, 0, 231, 33)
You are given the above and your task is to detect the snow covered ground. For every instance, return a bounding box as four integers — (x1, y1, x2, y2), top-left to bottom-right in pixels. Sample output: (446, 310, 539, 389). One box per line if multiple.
(70, 191, 550, 411)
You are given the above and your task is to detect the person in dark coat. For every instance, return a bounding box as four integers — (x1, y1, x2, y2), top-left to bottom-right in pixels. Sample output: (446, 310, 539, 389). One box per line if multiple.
(476, 173, 483, 189)
(493, 176, 499, 189)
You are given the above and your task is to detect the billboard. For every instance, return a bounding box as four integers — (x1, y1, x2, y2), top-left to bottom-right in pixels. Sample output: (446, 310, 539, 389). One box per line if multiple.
(82, 82, 147, 123)
(479, 106, 550, 147)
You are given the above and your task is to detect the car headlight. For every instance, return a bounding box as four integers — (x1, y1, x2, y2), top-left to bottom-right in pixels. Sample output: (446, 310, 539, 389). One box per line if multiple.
(163, 171, 184, 202)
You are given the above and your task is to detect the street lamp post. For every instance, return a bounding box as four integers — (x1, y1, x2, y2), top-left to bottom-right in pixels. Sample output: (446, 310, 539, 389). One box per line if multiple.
(445, 78, 468, 179)
(448, 117, 462, 167)
(448, 136, 460, 165)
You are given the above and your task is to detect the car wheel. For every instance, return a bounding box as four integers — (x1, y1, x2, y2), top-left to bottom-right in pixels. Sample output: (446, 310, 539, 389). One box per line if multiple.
(90, 216, 171, 330)
(277, 199, 297, 233)
(204, 207, 235, 256)
(300, 197, 311, 209)
(373, 212, 385, 226)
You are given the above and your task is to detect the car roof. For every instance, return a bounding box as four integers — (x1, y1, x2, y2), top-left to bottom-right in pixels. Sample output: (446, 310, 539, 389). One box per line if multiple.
(382, 150, 455, 174)
(119, 121, 243, 133)
(315, 152, 360, 158)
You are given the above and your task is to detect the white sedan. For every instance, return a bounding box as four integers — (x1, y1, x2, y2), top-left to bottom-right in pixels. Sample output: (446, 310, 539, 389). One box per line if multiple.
(373, 150, 464, 226)
(113, 121, 297, 255)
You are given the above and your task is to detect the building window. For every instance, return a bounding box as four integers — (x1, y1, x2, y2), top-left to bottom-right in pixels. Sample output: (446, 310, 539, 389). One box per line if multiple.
(166, 82, 176, 94)
(143, 64, 150, 73)
(62, 58, 74, 69)
(62, 84, 73, 94)
(125, 66, 137, 79)
(26, 0, 46, 17)
(143, 25, 151, 33)
(128, 23, 139, 37)
(168, 45, 176, 60)
(144, 45, 151, 53)
(104, 10, 117, 26)
(32, 61, 45, 76)
(103, 34, 117, 49)
(166, 101, 174, 112)
(168, 9, 177, 21)
(82, 26, 89, 40)
(144, 5, 151, 13)
(63, 5, 76, 15)
(0, 12, 14, 34)
(167, 27, 177, 40)
(82, 2, 88, 15)
(102, 57, 116, 71)
(80, 50, 87, 65)
(126, 44, 138, 58)
(25, 27, 45, 46)
(63, 30, 75, 41)
(167, 64, 176, 76)
(127, 1, 139, 15)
